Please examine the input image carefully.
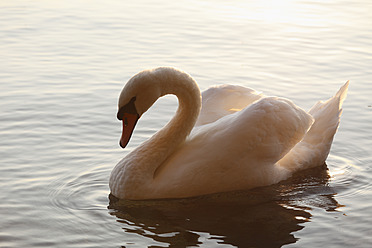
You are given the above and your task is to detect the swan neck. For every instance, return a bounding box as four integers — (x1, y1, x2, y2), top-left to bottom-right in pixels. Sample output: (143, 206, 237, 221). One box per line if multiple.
(133, 70, 201, 176)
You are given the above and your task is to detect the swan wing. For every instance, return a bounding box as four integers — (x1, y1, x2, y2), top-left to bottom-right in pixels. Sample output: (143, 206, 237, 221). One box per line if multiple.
(190, 96, 314, 165)
(153, 96, 313, 197)
(195, 85, 263, 126)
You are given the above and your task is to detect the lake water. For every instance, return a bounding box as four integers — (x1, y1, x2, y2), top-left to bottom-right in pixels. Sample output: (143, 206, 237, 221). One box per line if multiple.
(1, 0, 371, 247)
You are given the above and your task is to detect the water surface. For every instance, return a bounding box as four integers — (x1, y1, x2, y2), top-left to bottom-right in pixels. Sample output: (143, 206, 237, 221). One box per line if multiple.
(1, 0, 371, 247)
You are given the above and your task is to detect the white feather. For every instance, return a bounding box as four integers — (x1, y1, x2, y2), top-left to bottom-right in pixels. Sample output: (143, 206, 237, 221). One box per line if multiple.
(110, 67, 349, 200)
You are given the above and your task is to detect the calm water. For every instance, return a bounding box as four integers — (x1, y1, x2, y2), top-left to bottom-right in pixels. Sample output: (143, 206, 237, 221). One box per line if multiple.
(1, 0, 371, 247)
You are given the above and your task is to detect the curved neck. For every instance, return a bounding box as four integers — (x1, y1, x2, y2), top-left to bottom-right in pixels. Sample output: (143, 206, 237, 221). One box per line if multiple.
(128, 71, 201, 179)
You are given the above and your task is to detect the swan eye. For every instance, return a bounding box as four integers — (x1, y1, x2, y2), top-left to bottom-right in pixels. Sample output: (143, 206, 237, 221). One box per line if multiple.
(124, 117, 128, 127)
(117, 96, 138, 120)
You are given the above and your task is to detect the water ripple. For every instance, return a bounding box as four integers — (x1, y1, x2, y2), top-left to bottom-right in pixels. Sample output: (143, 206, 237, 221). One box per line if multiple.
(49, 166, 109, 212)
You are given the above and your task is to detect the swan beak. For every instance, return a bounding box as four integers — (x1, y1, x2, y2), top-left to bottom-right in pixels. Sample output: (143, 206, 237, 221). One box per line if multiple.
(120, 113, 139, 148)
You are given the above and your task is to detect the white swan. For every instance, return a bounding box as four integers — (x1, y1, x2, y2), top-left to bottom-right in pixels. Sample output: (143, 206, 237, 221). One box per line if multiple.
(109, 67, 349, 200)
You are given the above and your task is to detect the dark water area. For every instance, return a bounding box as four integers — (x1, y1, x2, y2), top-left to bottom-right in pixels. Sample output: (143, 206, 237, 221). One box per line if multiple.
(108, 165, 333, 247)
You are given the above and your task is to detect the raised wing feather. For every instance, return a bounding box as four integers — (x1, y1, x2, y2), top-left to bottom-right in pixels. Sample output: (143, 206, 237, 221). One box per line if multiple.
(196, 85, 263, 126)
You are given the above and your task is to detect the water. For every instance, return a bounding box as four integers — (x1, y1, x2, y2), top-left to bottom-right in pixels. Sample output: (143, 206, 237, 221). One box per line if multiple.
(0, 0, 371, 247)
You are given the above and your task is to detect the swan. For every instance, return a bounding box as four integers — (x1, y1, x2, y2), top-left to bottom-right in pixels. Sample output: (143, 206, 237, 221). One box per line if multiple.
(109, 67, 349, 200)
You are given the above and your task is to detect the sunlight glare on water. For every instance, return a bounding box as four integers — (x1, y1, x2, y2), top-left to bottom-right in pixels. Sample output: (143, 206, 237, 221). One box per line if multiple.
(0, 0, 371, 247)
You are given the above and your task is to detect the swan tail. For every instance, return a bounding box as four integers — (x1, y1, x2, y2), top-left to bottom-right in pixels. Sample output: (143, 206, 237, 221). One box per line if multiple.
(278, 81, 349, 171)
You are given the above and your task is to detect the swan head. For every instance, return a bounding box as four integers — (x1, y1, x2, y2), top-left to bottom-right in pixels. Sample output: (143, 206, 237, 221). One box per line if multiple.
(117, 67, 200, 148)
(118, 69, 165, 117)
(117, 67, 177, 148)
(117, 69, 164, 148)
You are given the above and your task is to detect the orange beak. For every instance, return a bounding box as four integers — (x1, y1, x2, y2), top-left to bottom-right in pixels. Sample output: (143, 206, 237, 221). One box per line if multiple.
(120, 112, 139, 148)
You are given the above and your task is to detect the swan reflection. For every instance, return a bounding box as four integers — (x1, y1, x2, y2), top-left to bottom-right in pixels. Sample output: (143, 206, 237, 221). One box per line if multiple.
(108, 164, 343, 247)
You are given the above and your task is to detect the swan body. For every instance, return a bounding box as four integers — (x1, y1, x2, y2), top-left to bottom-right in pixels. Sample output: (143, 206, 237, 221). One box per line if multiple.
(110, 67, 349, 200)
